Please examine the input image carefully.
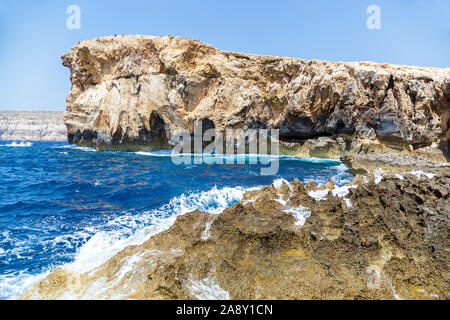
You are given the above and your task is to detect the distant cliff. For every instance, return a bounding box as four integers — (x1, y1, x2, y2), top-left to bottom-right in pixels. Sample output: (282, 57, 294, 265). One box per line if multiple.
(62, 35, 449, 160)
(0, 111, 67, 141)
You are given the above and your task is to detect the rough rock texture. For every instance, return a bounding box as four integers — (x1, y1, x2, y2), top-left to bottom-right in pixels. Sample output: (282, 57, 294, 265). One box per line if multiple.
(62, 35, 450, 158)
(0, 111, 66, 141)
(341, 153, 449, 177)
(22, 172, 449, 300)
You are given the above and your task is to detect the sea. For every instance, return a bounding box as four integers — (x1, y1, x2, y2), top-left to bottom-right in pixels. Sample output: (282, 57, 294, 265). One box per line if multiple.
(0, 140, 352, 299)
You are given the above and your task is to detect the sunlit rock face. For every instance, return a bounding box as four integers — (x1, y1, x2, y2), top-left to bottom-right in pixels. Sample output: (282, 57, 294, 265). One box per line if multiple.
(0, 111, 66, 141)
(62, 35, 449, 157)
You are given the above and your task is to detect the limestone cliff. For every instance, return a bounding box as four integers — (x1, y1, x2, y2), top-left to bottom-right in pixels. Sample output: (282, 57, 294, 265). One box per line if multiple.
(62, 35, 450, 159)
(0, 111, 66, 141)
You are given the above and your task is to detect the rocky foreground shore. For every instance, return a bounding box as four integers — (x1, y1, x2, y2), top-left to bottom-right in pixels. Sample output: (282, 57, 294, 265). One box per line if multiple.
(62, 35, 449, 161)
(22, 156, 449, 300)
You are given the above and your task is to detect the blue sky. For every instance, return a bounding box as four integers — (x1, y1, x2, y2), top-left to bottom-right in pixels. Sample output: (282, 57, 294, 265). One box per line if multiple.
(0, 0, 449, 111)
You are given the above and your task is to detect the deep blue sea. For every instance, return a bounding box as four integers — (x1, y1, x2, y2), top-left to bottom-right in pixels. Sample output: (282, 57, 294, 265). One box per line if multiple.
(0, 140, 352, 299)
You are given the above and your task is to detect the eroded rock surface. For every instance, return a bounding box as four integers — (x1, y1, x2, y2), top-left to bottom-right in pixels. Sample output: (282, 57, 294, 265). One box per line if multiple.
(341, 153, 449, 178)
(22, 172, 449, 300)
(62, 35, 450, 158)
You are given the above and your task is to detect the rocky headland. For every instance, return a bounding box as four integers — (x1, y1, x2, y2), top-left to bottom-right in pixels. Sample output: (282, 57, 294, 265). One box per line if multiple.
(62, 35, 449, 161)
(0, 111, 66, 141)
(21, 35, 449, 300)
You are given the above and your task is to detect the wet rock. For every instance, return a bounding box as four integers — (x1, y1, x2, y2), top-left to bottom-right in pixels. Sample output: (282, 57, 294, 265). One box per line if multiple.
(22, 171, 449, 300)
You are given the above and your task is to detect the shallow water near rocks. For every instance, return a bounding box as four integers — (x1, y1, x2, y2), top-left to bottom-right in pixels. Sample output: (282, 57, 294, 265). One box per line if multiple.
(0, 140, 352, 299)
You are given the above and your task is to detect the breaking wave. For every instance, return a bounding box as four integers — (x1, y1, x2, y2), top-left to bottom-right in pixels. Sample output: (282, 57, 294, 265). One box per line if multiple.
(0, 184, 257, 299)
(65, 184, 258, 274)
(0, 141, 353, 299)
(0, 141, 33, 147)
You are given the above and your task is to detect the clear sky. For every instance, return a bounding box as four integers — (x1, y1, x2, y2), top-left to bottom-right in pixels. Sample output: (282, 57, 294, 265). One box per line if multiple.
(0, 0, 448, 111)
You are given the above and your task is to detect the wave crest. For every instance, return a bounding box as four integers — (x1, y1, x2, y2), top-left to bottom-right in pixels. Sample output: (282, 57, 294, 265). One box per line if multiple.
(38, 185, 258, 283)
(0, 141, 33, 147)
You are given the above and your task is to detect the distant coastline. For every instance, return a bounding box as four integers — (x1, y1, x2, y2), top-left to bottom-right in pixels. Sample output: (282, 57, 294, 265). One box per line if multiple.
(0, 111, 67, 141)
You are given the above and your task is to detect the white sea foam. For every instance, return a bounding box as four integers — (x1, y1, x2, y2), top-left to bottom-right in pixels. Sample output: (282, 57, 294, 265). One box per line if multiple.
(332, 185, 357, 207)
(55, 144, 96, 152)
(409, 170, 436, 179)
(0, 141, 33, 147)
(135, 150, 173, 157)
(201, 220, 213, 241)
(330, 163, 353, 185)
(1, 230, 13, 242)
(0, 270, 50, 300)
(0, 184, 257, 299)
(308, 189, 330, 201)
(50, 185, 258, 276)
(274, 196, 287, 206)
(307, 184, 356, 207)
(273, 178, 290, 189)
(187, 278, 230, 300)
(374, 169, 384, 184)
(373, 169, 436, 184)
(114, 254, 143, 285)
(331, 185, 356, 197)
(283, 206, 311, 226)
(343, 198, 352, 207)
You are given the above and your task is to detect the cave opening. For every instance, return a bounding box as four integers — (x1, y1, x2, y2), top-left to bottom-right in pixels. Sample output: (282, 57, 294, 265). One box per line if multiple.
(149, 111, 169, 148)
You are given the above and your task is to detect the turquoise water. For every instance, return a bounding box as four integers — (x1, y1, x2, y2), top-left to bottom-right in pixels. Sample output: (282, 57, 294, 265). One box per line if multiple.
(0, 140, 352, 299)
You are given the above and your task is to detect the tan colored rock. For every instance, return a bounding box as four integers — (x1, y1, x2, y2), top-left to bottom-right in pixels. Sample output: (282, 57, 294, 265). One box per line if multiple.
(62, 35, 450, 158)
(22, 172, 450, 300)
(341, 153, 449, 177)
